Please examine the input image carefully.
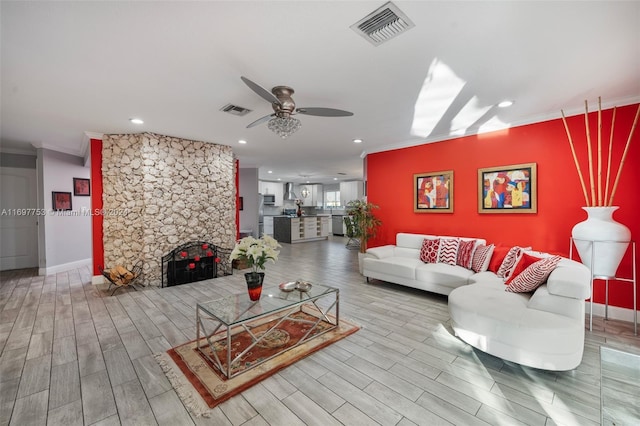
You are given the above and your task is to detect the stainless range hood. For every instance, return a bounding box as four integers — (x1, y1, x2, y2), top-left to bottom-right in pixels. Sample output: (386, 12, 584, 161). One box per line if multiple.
(284, 182, 297, 201)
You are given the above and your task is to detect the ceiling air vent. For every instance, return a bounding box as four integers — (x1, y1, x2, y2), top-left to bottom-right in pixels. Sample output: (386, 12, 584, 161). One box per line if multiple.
(350, 1, 415, 46)
(220, 103, 252, 116)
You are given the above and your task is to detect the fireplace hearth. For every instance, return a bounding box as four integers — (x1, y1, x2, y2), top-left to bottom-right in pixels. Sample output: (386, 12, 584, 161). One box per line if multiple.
(161, 241, 232, 288)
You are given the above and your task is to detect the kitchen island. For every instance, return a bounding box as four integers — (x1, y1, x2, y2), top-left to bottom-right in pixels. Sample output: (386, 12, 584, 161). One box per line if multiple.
(273, 215, 331, 243)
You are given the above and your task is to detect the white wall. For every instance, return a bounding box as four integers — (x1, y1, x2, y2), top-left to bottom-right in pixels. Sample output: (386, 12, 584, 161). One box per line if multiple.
(239, 167, 259, 237)
(39, 148, 91, 273)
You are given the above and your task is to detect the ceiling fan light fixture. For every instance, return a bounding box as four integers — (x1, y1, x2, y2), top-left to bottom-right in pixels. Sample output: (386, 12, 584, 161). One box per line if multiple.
(268, 116, 301, 139)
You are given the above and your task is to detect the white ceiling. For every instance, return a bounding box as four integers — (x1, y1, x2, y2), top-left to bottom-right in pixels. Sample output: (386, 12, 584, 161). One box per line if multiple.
(2, 1, 639, 184)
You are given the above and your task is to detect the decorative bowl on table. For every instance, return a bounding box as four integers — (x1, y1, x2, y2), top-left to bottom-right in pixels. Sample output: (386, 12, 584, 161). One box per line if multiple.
(279, 281, 298, 292)
(295, 280, 313, 292)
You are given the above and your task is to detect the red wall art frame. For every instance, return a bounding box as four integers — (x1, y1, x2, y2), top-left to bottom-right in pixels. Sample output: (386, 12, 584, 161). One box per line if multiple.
(73, 177, 91, 196)
(52, 191, 73, 211)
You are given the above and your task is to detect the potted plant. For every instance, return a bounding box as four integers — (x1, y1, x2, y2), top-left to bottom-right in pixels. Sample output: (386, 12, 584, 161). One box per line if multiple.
(346, 199, 382, 273)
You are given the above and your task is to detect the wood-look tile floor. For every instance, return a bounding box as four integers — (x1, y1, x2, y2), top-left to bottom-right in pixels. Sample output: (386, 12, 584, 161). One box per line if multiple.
(1, 237, 639, 425)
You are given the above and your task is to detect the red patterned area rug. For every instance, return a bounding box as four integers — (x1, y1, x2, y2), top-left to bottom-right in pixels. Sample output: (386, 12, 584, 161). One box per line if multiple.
(154, 309, 359, 417)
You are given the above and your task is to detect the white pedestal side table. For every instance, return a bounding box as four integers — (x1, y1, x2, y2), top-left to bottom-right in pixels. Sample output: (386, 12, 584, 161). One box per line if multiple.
(570, 238, 636, 335)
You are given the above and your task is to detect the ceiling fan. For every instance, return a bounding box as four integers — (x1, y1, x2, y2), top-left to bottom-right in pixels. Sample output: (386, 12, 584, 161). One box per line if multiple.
(240, 76, 353, 138)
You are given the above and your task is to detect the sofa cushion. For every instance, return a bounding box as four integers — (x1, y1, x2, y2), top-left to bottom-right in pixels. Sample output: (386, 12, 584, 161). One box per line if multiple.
(488, 244, 511, 273)
(456, 239, 476, 269)
(437, 238, 459, 265)
(365, 245, 396, 259)
(395, 247, 420, 259)
(468, 271, 505, 287)
(420, 238, 440, 263)
(546, 259, 591, 300)
(505, 252, 543, 284)
(449, 284, 585, 370)
(527, 285, 585, 320)
(471, 244, 494, 272)
(363, 256, 422, 279)
(415, 263, 474, 288)
(397, 233, 436, 250)
(497, 246, 525, 280)
(505, 256, 562, 293)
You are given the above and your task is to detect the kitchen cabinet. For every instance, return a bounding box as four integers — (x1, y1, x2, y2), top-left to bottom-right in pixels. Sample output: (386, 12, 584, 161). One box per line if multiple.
(259, 181, 284, 206)
(263, 216, 274, 236)
(295, 184, 323, 206)
(291, 218, 301, 241)
(340, 181, 364, 206)
(311, 184, 323, 207)
(303, 217, 318, 237)
(273, 216, 330, 243)
(320, 216, 330, 237)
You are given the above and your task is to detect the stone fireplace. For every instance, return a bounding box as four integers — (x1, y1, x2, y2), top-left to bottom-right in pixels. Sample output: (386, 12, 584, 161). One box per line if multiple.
(101, 132, 236, 286)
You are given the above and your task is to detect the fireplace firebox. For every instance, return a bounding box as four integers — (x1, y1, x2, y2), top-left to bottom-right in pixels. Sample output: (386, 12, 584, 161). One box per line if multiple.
(161, 241, 232, 288)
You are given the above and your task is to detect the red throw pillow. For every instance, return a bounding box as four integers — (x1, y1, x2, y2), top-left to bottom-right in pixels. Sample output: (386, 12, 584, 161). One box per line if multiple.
(437, 238, 460, 266)
(505, 256, 562, 293)
(456, 239, 476, 269)
(497, 246, 524, 279)
(419, 238, 440, 263)
(504, 252, 543, 284)
(471, 244, 495, 273)
(488, 245, 511, 273)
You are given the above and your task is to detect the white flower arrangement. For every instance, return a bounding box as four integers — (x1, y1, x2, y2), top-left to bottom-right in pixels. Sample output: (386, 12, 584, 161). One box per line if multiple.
(230, 235, 281, 273)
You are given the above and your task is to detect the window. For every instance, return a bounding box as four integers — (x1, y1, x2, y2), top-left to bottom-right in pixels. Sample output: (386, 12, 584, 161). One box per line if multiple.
(325, 191, 340, 207)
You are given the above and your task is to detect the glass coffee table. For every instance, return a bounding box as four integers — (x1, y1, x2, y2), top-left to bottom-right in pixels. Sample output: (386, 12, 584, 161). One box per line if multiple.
(196, 282, 339, 379)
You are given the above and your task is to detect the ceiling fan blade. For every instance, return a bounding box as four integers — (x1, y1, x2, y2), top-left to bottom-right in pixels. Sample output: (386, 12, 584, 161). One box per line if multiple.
(296, 107, 354, 117)
(246, 113, 275, 128)
(241, 76, 279, 104)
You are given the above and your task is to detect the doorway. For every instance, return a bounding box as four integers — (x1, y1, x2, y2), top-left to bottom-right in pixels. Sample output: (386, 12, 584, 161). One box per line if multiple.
(0, 167, 39, 270)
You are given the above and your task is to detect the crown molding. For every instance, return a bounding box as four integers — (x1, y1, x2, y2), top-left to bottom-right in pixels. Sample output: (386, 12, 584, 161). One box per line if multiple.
(83, 132, 103, 167)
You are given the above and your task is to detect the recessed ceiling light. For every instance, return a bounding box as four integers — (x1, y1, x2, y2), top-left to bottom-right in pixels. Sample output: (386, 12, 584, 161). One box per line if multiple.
(333, 177, 338, 180)
(497, 100, 514, 108)
(268, 170, 273, 174)
(129, 118, 144, 124)
(238, 139, 247, 144)
(277, 178, 281, 181)
(353, 139, 363, 143)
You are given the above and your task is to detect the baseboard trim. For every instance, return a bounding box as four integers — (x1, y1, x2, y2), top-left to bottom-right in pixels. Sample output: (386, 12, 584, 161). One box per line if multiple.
(39, 258, 92, 276)
(92, 274, 105, 285)
(586, 301, 638, 323)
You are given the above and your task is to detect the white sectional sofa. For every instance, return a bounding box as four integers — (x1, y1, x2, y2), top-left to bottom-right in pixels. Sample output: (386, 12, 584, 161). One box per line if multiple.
(362, 233, 591, 371)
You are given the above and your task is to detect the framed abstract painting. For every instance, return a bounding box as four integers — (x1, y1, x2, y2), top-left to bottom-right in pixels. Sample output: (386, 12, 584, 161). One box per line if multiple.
(414, 170, 453, 213)
(478, 163, 537, 213)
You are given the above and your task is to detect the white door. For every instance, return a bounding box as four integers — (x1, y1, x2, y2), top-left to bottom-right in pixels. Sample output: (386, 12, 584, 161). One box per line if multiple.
(0, 167, 39, 270)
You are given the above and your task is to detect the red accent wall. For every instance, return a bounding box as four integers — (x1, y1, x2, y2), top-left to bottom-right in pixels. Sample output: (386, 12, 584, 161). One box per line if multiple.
(367, 103, 640, 309)
(90, 138, 104, 275)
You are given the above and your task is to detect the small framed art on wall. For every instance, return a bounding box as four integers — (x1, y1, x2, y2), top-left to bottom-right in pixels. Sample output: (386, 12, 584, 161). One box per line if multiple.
(414, 170, 453, 213)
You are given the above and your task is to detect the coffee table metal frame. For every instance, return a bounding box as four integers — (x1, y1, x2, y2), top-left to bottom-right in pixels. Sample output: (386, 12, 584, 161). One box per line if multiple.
(196, 284, 339, 379)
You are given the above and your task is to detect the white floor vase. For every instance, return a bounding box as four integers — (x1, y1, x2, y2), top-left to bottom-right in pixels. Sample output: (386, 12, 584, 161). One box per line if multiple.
(571, 206, 631, 278)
